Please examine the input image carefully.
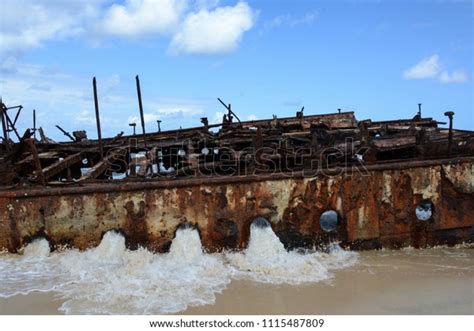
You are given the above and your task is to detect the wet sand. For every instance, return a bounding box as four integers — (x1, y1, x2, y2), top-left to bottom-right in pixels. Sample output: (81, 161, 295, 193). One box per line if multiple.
(1, 248, 472, 315)
(0, 292, 62, 315)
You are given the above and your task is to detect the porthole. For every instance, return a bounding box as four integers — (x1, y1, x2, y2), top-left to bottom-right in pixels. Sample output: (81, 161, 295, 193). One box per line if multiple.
(319, 210, 338, 232)
(415, 200, 433, 221)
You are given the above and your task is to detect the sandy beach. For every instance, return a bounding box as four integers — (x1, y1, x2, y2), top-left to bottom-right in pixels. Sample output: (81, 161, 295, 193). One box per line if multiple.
(1, 248, 472, 315)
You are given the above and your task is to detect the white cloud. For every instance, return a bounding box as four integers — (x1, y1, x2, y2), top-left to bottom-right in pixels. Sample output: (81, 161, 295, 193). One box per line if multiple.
(403, 54, 468, 83)
(264, 12, 318, 30)
(75, 110, 97, 125)
(0, 63, 94, 139)
(403, 54, 441, 79)
(169, 2, 256, 55)
(128, 106, 203, 124)
(0, 1, 256, 57)
(103, 74, 121, 93)
(212, 111, 225, 124)
(0, 0, 103, 54)
(128, 114, 158, 124)
(0, 56, 19, 74)
(247, 114, 258, 120)
(194, 0, 221, 10)
(0, 59, 211, 139)
(439, 70, 468, 83)
(101, 0, 186, 37)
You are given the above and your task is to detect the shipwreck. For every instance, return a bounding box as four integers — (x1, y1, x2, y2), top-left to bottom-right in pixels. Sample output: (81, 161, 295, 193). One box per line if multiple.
(0, 76, 473, 253)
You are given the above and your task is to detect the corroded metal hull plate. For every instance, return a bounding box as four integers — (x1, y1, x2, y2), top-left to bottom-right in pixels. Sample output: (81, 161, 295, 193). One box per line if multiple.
(1, 159, 472, 253)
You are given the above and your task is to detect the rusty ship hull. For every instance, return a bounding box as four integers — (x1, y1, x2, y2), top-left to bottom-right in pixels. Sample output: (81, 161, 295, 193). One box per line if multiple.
(1, 157, 473, 253)
(1, 97, 473, 253)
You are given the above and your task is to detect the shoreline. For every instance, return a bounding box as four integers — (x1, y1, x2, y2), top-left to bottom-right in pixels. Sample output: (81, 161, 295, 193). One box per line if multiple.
(1, 248, 472, 315)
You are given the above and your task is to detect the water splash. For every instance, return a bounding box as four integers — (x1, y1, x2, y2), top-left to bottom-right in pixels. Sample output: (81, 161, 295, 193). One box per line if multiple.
(22, 238, 50, 259)
(57, 229, 230, 314)
(225, 222, 357, 285)
(0, 230, 229, 314)
(0, 224, 358, 314)
(0, 238, 68, 297)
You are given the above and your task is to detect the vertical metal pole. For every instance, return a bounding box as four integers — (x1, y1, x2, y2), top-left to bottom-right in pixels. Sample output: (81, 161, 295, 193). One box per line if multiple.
(418, 103, 422, 118)
(0, 99, 8, 144)
(135, 75, 148, 149)
(93, 77, 104, 160)
(444, 111, 454, 158)
(33, 109, 36, 140)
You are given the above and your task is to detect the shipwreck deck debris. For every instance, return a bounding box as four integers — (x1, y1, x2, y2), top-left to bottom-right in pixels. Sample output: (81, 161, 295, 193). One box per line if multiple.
(0, 79, 473, 253)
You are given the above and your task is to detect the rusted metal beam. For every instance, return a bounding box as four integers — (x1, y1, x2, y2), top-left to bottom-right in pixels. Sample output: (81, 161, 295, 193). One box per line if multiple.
(369, 118, 437, 128)
(444, 111, 454, 158)
(4, 110, 21, 141)
(17, 152, 59, 165)
(0, 99, 9, 147)
(32, 109, 36, 140)
(10, 105, 22, 127)
(25, 138, 45, 185)
(372, 136, 417, 150)
(110, 131, 124, 144)
(80, 159, 110, 181)
(218, 98, 242, 125)
(2, 156, 472, 199)
(55, 125, 75, 142)
(41, 153, 82, 180)
(242, 112, 357, 129)
(92, 77, 104, 160)
(135, 75, 148, 149)
(79, 150, 121, 181)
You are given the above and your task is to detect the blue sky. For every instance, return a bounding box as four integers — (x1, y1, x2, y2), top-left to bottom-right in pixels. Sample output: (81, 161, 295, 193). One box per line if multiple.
(0, 0, 472, 141)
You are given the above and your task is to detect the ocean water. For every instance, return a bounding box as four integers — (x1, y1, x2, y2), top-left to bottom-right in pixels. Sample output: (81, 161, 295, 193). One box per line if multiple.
(0, 223, 358, 314)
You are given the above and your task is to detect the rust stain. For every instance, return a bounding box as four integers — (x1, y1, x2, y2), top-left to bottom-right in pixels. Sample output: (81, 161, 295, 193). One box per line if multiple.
(123, 200, 148, 250)
(1, 162, 473, 253)
(1, 97, 474, 253)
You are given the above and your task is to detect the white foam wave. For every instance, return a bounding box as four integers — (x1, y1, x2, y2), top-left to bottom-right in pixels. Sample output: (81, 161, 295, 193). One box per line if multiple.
(22, 238, 50, 259)
(0, 238, 69, 297)
(0, 226, 357, 314)
(56, 230, 230, 314)
(225, 224, 357, 284)
(0, 230, 230, 314)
